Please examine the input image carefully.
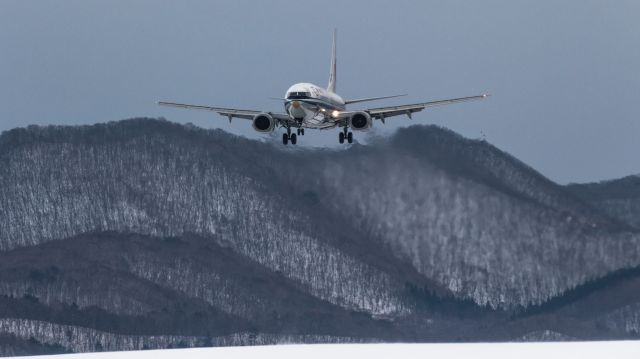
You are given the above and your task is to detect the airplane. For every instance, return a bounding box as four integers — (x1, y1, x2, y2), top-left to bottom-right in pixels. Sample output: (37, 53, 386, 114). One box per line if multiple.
(158, 30, 488, 145)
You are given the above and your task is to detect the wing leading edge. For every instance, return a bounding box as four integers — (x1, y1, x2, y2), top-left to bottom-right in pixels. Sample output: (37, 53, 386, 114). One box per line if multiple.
(157, 101, 291, 122)
(344, 94, 408, 105)
(365, 94, 489, 121)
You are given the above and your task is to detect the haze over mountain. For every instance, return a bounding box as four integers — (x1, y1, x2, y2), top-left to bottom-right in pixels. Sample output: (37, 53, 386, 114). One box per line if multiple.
(0, 118, 638, 356)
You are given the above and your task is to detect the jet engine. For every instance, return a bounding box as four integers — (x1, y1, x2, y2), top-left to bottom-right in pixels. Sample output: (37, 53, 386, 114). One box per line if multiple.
(252, 113, 276, 132)
(349, 112, 372, 131)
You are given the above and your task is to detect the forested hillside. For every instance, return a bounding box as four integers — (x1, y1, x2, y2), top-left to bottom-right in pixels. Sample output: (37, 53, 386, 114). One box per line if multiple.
(0, 118, 638, 355)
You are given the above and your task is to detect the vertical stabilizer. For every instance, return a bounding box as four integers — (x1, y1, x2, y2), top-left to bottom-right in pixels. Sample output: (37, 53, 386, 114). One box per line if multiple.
(327, 29, 337, 93)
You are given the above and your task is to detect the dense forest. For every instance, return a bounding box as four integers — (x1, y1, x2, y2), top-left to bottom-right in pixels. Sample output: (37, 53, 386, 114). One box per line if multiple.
(0, 118, 638, 355)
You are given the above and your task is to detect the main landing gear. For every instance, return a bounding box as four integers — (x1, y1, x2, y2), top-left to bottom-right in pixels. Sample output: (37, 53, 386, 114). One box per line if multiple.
(338, 127, 353, 144)
(282, 127, 298, 145)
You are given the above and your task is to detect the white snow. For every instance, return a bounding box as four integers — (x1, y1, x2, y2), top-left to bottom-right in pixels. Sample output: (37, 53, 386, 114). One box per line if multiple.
(12, 342, 640, 359)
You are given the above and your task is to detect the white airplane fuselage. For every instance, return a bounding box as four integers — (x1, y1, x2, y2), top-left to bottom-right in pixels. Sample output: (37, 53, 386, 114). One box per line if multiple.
(284, 83, 345, 129)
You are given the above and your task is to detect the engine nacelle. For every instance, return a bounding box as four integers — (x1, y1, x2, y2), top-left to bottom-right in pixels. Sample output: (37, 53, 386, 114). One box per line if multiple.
(349, 112, 372, 131)
(252, 113, 276, 132)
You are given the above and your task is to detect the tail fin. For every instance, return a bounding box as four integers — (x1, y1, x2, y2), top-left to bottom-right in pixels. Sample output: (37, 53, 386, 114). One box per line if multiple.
(327, 29, 337, 93)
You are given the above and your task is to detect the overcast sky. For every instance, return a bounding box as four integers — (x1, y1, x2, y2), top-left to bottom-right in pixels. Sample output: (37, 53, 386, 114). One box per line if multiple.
(1, 0, 639, 184)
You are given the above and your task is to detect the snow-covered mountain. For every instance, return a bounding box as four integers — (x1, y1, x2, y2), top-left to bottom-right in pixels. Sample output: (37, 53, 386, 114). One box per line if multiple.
(0, 118, 638, 355)
(567, 175, 640, 230)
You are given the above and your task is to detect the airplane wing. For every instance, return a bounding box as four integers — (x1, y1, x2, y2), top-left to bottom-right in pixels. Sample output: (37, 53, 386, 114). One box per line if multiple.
(344, 94, 407, 105)
(157, 101, 291, 122)
(365, 94, 489, 121)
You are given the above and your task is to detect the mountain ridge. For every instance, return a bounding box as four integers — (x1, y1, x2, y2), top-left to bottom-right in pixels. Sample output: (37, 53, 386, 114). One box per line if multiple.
(0, 118, 638, 354)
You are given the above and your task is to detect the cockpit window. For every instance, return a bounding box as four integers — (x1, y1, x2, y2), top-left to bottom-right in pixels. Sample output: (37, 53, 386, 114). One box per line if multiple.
(286, 92, 311, 99)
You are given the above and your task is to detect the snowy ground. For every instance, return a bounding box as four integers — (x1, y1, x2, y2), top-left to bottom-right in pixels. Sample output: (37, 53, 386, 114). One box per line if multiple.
(14, 342, 640, 359)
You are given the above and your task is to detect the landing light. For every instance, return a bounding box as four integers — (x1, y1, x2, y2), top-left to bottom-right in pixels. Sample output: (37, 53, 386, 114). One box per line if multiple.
(331, 110, 340, 118)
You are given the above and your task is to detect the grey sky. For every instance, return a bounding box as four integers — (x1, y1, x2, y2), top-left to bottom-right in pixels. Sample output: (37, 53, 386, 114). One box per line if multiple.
(1, 0, 639, 184)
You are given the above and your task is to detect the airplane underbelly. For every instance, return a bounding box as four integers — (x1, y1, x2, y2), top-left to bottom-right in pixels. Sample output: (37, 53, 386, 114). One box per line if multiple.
(304, 115, 330, 128)
(288, 104, 307, 119)
(286, 99, 341, 129)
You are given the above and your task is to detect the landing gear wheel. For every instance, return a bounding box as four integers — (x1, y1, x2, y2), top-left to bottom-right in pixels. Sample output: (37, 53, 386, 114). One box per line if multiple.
(296, 129, 301, 136)
(291, 133, 297, 145)
(347, 132, 353, 144)
(300, 128, 305, 136)
(339, 132, 345, 144)
(283, 133, 289, 145)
